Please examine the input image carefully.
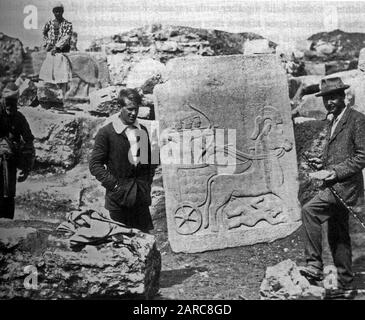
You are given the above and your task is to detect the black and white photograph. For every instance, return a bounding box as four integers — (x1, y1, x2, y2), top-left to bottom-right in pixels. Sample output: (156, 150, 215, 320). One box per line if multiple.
(1, 0, 365, 307)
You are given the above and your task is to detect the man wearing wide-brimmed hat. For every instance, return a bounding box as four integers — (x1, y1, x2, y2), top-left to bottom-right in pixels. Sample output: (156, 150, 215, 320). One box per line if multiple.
(0, 82, 35, 219)
(300, 77, 365, 296)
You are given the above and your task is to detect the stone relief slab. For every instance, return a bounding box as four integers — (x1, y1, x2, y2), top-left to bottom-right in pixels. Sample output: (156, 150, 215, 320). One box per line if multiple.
(154, 54, 301, 253)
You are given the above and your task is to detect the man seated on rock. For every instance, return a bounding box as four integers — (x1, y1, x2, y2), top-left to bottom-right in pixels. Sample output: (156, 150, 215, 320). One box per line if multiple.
(39, 2, 73, 102)
(0, 83, 35, 219)
(300, 77, 365, 297)
(89, 88, 155, 233)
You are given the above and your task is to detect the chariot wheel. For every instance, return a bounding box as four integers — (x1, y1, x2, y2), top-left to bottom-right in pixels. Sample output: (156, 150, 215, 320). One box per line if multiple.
(174, 203, 202, 235)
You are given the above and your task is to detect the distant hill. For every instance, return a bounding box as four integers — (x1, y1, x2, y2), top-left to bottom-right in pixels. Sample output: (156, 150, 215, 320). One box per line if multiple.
(306, 29, 365, 62)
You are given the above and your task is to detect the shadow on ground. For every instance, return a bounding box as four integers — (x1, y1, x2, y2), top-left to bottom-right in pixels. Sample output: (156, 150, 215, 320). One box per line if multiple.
(160, 266, 208, 288)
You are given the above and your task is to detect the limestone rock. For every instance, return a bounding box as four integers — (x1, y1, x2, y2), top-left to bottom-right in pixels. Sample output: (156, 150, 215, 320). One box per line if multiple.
(17, 78, 38, 107)
(288, 75, 322, 100)
(88, 24, 275, 60)
(0, 220, 161, 299)
(21, 107, 100, 171)
(106, 53, 131, 85)
(244, 39, 273, 55)
(307, 29, 365, 62)
(125, 58, 165, 93)
(0, 226, 37, 250)
(154, 54, 301, 253)
(292, 93, 326, 120)
(138, 106, 151, 120)
(0, 32, 24, 77)
(304, 62, 326, 76)
(260, 259, 325, 300)
(89, 85, 121, 116)
(315, 42, 336, 56)
(104, 43, 127, 54)
(37, 82, 64, 108)
(358, 48, 365, 72)
(156, 40, 180, 52)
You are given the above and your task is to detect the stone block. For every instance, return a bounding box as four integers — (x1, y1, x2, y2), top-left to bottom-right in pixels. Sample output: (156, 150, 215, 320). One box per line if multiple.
(89, 85, 121, 116)
(154, 54, 301, 253)
(292, 93, 327, 120)
(106, 53, 131, 85)
(260, 259, 325, 300)
(125, 58, 165, 93)
(17, 78, 38, 107)
(0, 220, 161, 299)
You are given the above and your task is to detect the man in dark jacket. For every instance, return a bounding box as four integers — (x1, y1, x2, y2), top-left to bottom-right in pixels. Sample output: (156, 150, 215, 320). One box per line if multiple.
(0, 82, 35, 219)
(300, 77, 365, 293)
(89, 88, 154, 232)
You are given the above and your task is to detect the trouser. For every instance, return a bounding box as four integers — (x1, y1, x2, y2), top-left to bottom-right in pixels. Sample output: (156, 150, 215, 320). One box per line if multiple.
(302, 188, 353, 286)
(109, 203, 153, 234)
(0, 196, 15, 219)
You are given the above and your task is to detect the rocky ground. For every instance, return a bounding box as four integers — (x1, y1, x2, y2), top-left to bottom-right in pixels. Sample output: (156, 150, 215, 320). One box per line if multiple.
(11, 200, 365, 300)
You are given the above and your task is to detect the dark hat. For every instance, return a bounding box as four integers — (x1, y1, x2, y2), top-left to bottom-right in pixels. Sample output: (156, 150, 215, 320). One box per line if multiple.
(315, 77, 350, 97)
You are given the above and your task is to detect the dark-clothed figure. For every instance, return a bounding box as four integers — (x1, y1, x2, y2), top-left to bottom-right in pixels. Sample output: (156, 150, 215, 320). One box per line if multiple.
(89, 88, 154, 232)
(0, 83, 35, 219)
(300, 77, 365, 293)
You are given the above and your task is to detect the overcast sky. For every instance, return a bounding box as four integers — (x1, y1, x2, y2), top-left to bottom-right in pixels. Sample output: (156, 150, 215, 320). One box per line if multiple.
(1, 0, 365, 50)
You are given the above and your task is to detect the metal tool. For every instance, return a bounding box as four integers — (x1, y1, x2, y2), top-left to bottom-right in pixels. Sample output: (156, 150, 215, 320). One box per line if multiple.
(302, 153, 365, 231)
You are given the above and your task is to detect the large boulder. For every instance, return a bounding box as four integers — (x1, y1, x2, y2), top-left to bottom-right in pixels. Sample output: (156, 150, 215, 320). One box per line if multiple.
(37, 82, 64, 109)
(125, 58, 165, 93)
(17, 78, 38, 107)
(21, 107, 102, 171)
(106, 53, 131, 85)
(260, 259, 325, 300)
(244, 39, 274, 55)
(288, 75, 322, 100)
(306, 29, 365, 62)
(0, 33, 24, 77)
(304, 62, 326, 76)
(88, 85, 122, 117)
(154, 54, 301, 253)
(0, 220, 161, 299)
(292, 93, 326, 120)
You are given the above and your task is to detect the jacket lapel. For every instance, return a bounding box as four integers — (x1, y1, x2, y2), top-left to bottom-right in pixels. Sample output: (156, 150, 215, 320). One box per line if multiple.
(329, 107, 352, 144)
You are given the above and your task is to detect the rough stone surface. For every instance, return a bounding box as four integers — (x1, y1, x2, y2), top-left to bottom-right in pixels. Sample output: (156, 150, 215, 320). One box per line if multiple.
(260, 259, 325, 300)
(304, 62, 326, 76)
(0, 226, 37, 250)
(288, 75, 322, 100)
(37, 82, 64, 108)
(88, 85, 122, 116)
(358, 48, 365, 72)
(154, 54, 301, 253)
(0, 32, 24, 77)
(0, 220, 161, 299)
(17, 79, 38, 107)
(21, 107, 102, 171)
(106, 53, 131, 85)
(292, 93, 326, 120)
(125, 58, 165, 93)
